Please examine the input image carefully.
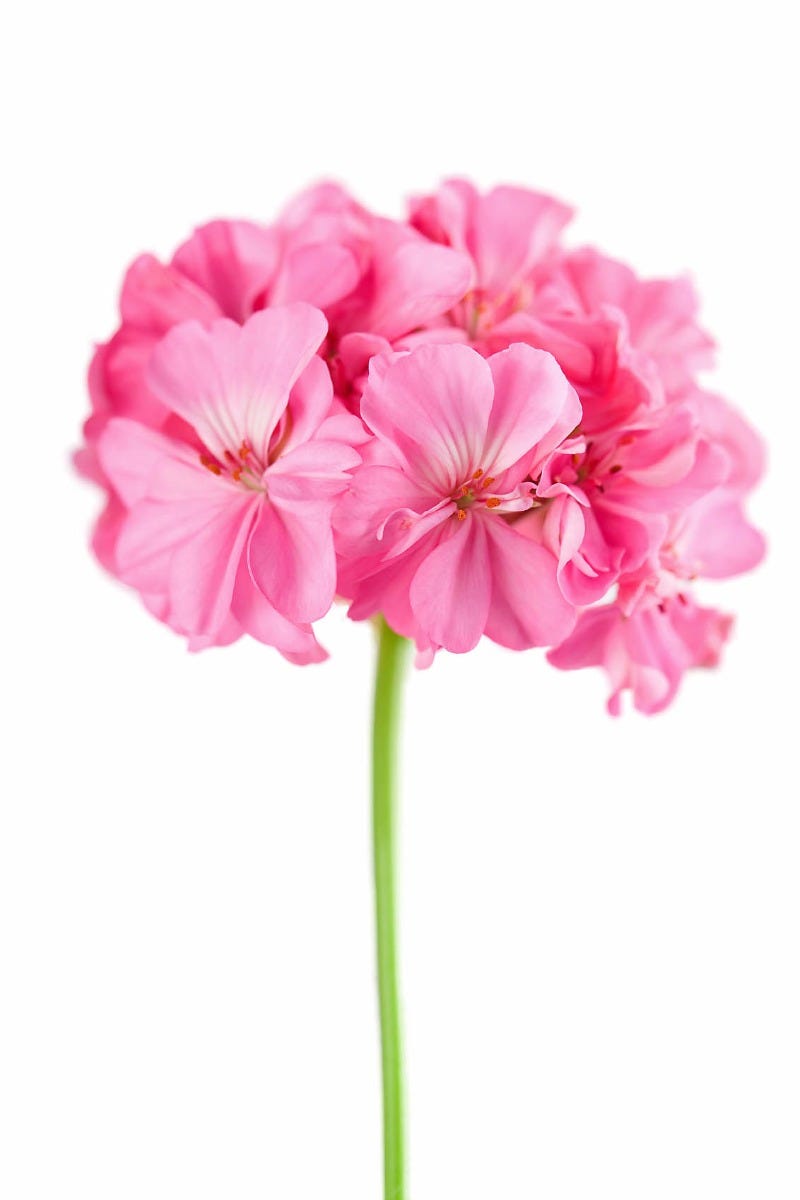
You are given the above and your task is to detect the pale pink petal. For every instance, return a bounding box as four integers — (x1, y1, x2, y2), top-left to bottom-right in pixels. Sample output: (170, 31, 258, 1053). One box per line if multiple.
(680, 494, 767, 578)
(484, 344, 581, 480)
(470, 184, 573, 292)
(146, 305, 327, 464)
(278, 354, 335, 452)
(361, 343, 493, 493)
(267, 439, 361, 502)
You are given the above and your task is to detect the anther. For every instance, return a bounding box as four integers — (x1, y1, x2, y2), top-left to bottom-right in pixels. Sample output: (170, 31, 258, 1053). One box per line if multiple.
(485, 497, 501, 508)
(200, 454, 222, 476)
(609, 464, 623, 474)
(456, 509, 467, 521)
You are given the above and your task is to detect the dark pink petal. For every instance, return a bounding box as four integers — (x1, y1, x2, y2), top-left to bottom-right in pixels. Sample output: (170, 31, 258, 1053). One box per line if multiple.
(120, 254, 221, 332)
(279, 354, 335, 452)
(547, 607, 618, 670)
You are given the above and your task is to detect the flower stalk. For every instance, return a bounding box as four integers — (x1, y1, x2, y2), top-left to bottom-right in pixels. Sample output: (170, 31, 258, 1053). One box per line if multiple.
(372, 618, 409, 1200)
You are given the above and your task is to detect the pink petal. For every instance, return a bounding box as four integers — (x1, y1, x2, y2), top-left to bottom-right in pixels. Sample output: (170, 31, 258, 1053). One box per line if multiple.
(471, 184, 573, 292)
(97, 417, 190, 507)
(367, 223, 473, 341)
(483, 519, 577, 649)
(267, 439, 361, 503)
(120, 254, 221, 331)
(361, 343, 493, 493)
(146, 305, 328, 464)
(681, 494, 767, 578)
(247, 499, 336, 623)
(231, 558, 327, 663)
(484, 344, 581, 480)
(270, 242, 361, 309)
(547, 607, 618, 669)
(171, 219, 281, 321)
(409, 517, 491, 653)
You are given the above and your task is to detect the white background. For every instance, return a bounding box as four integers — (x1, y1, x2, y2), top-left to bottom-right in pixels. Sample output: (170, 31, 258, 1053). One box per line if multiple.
(1, 1, 798, 1197)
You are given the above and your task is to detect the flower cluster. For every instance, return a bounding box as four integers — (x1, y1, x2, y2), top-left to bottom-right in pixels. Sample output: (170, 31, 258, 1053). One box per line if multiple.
(77, 180, 765, 712)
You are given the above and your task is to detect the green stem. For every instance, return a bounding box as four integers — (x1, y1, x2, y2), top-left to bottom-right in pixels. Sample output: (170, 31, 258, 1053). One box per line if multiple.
(372, 618, 409, 1200)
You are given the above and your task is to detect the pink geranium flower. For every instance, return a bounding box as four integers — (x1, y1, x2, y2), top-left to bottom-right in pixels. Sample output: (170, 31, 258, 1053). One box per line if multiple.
(283, 183, 474, 403)
(547, 591, 733, 715)
(335, 342, 580, 654)
(96, 304, 360, 659)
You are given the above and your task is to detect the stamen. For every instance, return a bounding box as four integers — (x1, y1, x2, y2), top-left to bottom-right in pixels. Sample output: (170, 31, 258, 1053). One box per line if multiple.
(200, 454, 222, 476)
(232, 467, 243, 482)
(485, 497, 501, 509)
(239, 442, 251, 459)
(455, 509, 467, 521)
(472, 468, 484, 480)
(609, 464, 623, 474)
(482, 476, 496, 488)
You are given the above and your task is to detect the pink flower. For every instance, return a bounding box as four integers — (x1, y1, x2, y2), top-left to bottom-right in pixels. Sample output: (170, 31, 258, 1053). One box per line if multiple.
(335, 341, 580, 654)
(283, 183, 474, 403)
(519, 396, 730, 605)
(547, 592, 733, 715)
(76, 178, 767, 711)
(544, 247, 715, 397)
(95, 304, 360, 659)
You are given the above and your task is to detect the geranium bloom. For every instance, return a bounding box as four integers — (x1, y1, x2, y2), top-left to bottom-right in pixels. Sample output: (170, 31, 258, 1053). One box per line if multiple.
(335, 341, 580, 653)
(281, 183, 474, 404)
(78, 178, 766, 711)
(547, 590, 734, 715)
(95, 303, 360, 659)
